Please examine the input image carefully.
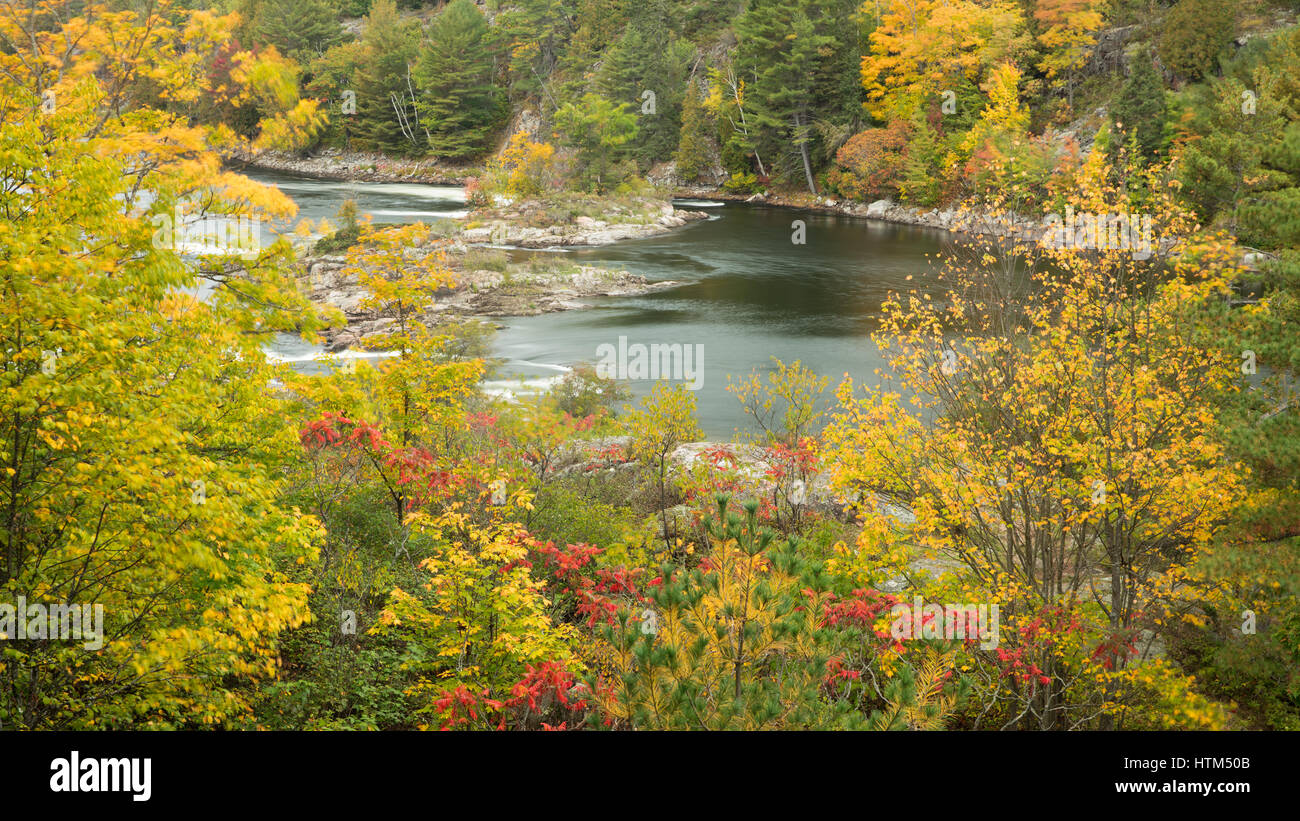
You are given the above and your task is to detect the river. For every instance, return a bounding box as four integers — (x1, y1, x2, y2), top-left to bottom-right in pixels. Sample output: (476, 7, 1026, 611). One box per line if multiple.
(246, 169, 956, 438)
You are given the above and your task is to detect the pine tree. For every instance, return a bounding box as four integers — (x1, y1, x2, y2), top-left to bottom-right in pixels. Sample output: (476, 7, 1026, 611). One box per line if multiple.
(1179, 70, 1290, 235)
(1110, 50, 1167, 161)
(595, 497, 963, 729)
(900, 110, 944, 205)
(595, 0, 692, 168)
(1239, 122, 1300, 249)
(352, 0, 422, 154)
(414, 0, 506, 160)
(735, 0, 859, 193)
(553, 93, 639, 192)
(496, 0, 575, 102)
(246, 0, 346, 62)
(564, 0, 629, 76)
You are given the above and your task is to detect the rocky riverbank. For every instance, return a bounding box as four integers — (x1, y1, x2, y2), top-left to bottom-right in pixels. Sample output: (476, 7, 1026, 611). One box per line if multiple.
(675, 184, 1124, 247)
(301, 248, 681, 352)
(675, 185, 1271, 266)
(460, 196, 709, 247)
(227, 147, 469, 184)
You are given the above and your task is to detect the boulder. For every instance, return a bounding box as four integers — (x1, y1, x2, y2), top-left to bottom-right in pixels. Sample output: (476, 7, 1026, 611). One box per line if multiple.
(867, 199, 894, 217)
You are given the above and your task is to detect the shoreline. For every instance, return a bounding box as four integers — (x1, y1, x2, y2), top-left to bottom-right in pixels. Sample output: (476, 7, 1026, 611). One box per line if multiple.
(232, 149, 1081, 247)
(226, 147, 470, 185)
(248, 149, 1265, 289)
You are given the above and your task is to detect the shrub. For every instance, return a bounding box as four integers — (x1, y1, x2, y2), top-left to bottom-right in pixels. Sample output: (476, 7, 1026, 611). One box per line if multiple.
(722, 171, 762, 193)
(485, 132, 558, 200)
(526, 481, 645, 557)
(826, 120, 912, 201)
(552, 362, 630, 419)
(464, 176, 491, 208)
(313, 198, 362, 254)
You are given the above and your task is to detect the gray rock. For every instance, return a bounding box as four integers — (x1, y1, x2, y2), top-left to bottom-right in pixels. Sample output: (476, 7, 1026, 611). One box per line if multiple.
(867, 199, 894, 217)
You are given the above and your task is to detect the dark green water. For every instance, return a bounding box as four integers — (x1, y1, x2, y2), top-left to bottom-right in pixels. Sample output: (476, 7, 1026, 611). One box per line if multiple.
(248, 170, 957, 437)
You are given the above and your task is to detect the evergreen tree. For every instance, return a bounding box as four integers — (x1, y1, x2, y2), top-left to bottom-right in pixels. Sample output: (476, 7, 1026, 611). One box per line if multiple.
(1184, 240, 1300, 729)
(414, 0, 506, 160)
(554, 93, 639, 192)
(246, 0, 347, 62)
(1231, 30, 1300, 250)
(899, 110, 944, 205)
(735, 0, 859, 193)
(596, 0, 692, 168)
(563, 0, 629, 78)
(497, 0, 575, 103)
(1239, 122, 1300, 249)
(597, 498, 963, 729)
(352, 0, 422, 154)
(810, 0, 863, 130)
(1269, 28, 1300, 118)
(1110, 49, 1168, 161)
(1179, 70, 1291, 238)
